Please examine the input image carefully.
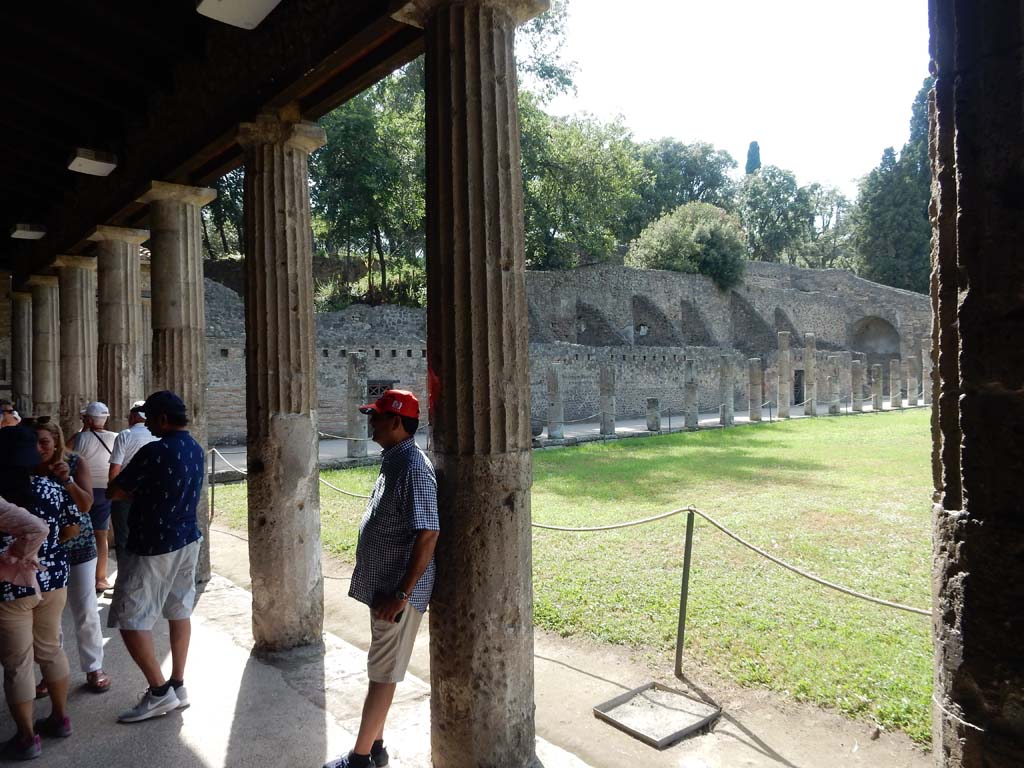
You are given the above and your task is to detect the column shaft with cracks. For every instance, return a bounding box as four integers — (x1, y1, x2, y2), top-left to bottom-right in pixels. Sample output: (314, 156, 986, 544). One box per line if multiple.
(54, 256, 98, 436)
(27, 276, 59, 418)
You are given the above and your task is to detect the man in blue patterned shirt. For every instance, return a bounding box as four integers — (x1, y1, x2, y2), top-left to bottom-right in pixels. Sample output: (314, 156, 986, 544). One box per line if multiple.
(324, 389, 439, 768)
(107, 391, 204, 724)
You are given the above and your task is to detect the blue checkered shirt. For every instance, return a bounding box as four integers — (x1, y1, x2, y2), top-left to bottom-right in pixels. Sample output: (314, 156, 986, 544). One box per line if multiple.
(349, 437, 439, 613)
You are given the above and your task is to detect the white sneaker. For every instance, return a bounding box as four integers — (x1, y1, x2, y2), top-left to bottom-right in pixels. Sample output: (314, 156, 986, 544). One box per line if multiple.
(118, 688, 181, 723)
(173, 684, 189, 710)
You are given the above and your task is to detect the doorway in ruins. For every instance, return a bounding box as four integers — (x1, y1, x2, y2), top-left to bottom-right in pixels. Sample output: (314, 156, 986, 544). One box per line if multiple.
(793, 369, 805, 406)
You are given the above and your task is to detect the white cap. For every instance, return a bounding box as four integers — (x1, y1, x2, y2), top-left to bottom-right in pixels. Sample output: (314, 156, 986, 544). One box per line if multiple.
(80, 401, 110, 418)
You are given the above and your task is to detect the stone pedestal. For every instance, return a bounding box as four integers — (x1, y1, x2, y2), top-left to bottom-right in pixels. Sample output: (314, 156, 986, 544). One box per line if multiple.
(599, 364, 616, 436)
(748, 358, 762, 422)
(26, 276, 59, 418)
(11, 291, 32, 415)
(646, 397, 660, 432)
(804, 333, 817, 416)
(546, 365, 564, 440)
(138, 181, 217, 583)
(239, 113, 325, 652)
(871, 364, 883, 411)
(719, 355, 734, 427)
(851, 360, 864, 412)
(889, 359, 901, 408)
(777, 331, 791, 418)
(416, 1, 545, 763)
(683, 359, 698, 430)
(344, 352, 369, 457)
(90, 225, 148, 432)
(54, 256, 98, 436)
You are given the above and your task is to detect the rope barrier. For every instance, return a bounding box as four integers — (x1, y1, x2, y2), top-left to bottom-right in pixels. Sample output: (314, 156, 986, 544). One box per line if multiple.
(209, 528, 350, 581)
(211, 448, 248, 475)
(318, 477, 371, 499)
(532, 504, 931, 616)
(319, 431, 374, 441)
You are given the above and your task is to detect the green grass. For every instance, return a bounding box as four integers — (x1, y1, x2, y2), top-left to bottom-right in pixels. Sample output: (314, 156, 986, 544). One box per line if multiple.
(211, 410, 934, 744)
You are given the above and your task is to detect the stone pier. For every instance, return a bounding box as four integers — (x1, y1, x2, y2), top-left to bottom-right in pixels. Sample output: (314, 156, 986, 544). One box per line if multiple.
(851, 360, 864, 412)
(139, 181, 217, 582)
(777, 331, 791, 418)
(26, 276, 59, 418)
(54, 256, 98, 436)
(839, 351, 853, 406)
(871, 364, 883, 411)
(804, 333, 817, 416)
(683, 358, 698, 430)
(599, 364, 616, 436)
(239, 112, 325, 651)
(921, 338, 933, 405)
(828, 356, 841, 415)
(91, 225, 148, 432)
(890, 359, 901, 408)
(11, 291, 32, 415)
(546, 364, 564, 440)
(141, 269, 152, 396)
(719, 355, 734, 427)
(414, 0, 544, 762)
(748, 358, 762, 422)
(344, 352, 369, 457)
(646, 397, 660, 432)
(907, 361, 918, 407)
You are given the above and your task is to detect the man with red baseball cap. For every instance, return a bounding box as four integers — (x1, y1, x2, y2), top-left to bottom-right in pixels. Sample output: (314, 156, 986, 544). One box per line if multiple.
(324, 390, 439, 768)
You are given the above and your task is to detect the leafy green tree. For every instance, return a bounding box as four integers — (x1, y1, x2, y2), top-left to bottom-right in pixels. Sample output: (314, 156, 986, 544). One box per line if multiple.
(793, 184, 853, 269)
(203, 169, 244, 259)
(745, 141, 761, 175)
(626, 201, 745, 289)
(851, 78, 933, 293)
(622, 139, 736, 241)
(739, 165, 812, 263)
(516, 0, 576, 102)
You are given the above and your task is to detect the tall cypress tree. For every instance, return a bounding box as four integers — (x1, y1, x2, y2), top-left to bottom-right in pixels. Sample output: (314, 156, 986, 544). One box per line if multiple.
(745, 141, 761, 175)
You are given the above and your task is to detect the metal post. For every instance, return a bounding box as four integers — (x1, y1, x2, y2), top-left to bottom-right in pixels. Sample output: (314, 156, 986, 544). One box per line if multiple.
(674, 510, 696, 680)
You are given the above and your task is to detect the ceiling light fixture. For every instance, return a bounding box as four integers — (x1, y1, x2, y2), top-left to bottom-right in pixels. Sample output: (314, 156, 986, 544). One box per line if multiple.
(196, 0, 283, 30)
(10, 224, 46, 240)
(68, 148, 118, 176)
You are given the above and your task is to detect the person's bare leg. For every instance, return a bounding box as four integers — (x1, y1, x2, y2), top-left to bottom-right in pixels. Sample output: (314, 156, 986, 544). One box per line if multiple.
(43, 674, 69, 722)
(120, 630, 165, 688)
(168, 619, 190, 682)
(9, 699, 33, 740)
(94, 531, 109, 585)
(353, 682, 396, 754)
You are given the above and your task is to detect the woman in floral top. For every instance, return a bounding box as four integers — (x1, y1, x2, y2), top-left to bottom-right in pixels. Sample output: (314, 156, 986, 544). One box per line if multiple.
(34, 421, 112, 694)
(0, 425, 79, 760)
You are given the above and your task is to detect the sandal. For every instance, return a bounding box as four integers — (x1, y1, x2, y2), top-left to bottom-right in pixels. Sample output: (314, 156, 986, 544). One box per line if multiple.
(86, 670, 111, 693)
(35, 681, 48, 699)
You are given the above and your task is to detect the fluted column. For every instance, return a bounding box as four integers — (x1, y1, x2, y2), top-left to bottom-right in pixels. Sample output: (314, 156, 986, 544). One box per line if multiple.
(239, 112, 325, 651)
(26, 276, 59, 418)
(827, 356, 841, 415)
(546, 364, 564, 440)
(719, 355, 734, 426)
(54, 256, 98, 436)
(890, 358, 901, 409)
(851, 360, 864, 412)
(777, 331, 791, 418)
(683, 358, 698, 430)
(140, 259, 153, 397)
(748, 358, 762, 422)
(11, 291, 32, 415)
(343, 352, 369, 458)
(871, 363, 883, 411)
(138, 181, 217, 583)
(413, 0, 545, 763)
(804, 333, 817, 416)
(90, 225, 148, 432)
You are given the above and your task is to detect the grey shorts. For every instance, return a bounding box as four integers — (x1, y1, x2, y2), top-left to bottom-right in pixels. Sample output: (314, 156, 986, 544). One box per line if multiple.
(367, 605, 423, 684)
(107, 541, 200, 631)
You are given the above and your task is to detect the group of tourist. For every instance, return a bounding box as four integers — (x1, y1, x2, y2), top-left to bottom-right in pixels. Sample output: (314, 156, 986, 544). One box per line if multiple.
(0, 390, 204, 759)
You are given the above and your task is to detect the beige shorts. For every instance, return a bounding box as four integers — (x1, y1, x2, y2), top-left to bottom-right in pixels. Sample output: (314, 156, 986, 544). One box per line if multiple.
(108, 541, 200, 631)
(367, 605, 423, 684)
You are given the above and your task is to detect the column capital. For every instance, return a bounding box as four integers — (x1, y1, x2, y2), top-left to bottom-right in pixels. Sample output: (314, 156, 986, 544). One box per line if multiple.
(11, 290, 32, 302)
(137, 181, 217, 208)
(88, 225, 150, 245)
(394, 0, 548, 26)
(54, 254, 98, 271)
(26, 275, 59, 288)
(238, 113, 326, 154)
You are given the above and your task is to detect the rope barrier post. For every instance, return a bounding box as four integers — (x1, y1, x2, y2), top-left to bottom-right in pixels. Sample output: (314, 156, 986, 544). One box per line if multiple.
(674, 509, 696, 680)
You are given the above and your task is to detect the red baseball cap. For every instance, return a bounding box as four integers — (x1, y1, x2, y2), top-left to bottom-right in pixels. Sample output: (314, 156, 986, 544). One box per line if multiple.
(358, 389, 420, 419)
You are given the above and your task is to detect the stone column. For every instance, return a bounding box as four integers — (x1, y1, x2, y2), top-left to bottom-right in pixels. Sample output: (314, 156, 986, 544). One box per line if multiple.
(138, 181, 217, 583)
(413, 1, 546, 762)
(239, 112, 325, 651)
(718, 355, 734, 427)
(907, 360, 918, 407)
(546, 364, 564, 439)
(851, 360, 864, 412)
(344, 352, 369, 457)
(26, 276, 59, 418)
(54, 256, 98, 436)
(11, 291, 32, 415)
(748, 358, 762, 422)
(599, 363, 616, 436)
(683, 358, 698, 430)
(804, 333, 816, 416)
(777, 331, 791, 419)
(889, 358, 901, 409)
(90, 225, 148, 432)
(839, 351, 853, 407)
(140, 260, 153, 396)
(646, 397, 660, 432)
(827, 356, 841, 415)
(871, 364, 883, 412)
(921, 338, 933, 406)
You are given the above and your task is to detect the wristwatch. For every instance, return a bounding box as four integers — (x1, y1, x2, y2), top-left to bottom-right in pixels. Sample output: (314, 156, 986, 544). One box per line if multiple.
(394, 589, 409, 602)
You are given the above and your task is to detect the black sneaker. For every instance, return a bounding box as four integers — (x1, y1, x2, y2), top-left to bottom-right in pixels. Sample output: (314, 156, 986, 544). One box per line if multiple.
(371, 743, 389, 767)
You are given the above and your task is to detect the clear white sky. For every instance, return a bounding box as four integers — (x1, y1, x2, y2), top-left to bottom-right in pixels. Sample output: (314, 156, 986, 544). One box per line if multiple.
(545, 0, 931, 199)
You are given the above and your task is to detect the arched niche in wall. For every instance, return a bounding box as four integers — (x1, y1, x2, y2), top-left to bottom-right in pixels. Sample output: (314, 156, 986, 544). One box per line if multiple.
(851, 316, 902, 390)
(575, 300, 626, 346)
(679, 298, 716, 347)
(729, 291, 776, 355)
(631, 295, 682, 346)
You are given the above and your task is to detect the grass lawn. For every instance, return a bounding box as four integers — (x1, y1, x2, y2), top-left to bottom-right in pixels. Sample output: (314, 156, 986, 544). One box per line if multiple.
(210, 409, 934, 744)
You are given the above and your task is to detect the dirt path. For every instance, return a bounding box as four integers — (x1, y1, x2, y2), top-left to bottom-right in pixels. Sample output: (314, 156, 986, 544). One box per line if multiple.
(208, 526, 930, 768)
